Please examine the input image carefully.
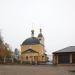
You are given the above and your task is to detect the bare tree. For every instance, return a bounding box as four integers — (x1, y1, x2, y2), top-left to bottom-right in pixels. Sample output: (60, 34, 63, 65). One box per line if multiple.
(0, 30, 12, 63)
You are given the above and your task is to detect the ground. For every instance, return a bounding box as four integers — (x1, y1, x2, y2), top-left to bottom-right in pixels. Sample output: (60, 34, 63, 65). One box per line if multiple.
(0, 65, 75, 75)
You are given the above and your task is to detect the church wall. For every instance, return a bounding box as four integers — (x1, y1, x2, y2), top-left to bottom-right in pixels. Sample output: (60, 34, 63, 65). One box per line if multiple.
(21, 44, 44, 55)
(20, 44, 46, 63)
(38, 37, 44, 45)
(20, 53, 47, 63)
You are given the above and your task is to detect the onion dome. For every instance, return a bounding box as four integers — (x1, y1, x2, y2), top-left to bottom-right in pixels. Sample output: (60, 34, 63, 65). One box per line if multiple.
(38, 33, 43, 37)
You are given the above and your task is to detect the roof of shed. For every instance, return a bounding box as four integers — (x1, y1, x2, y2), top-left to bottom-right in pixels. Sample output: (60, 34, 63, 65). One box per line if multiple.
(53, 46, 75, 54)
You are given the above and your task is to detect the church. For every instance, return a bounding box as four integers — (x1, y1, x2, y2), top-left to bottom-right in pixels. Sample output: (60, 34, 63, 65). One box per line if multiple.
(20, 29, 48, 64)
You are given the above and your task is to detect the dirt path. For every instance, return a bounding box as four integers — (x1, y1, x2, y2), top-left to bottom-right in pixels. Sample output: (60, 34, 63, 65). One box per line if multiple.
(0, 65, 75, 75)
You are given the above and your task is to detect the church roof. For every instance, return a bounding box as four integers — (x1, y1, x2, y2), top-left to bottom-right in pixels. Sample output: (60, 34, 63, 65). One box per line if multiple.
(22, 37, 40, 45)
(21, 49, 38, 54)
(53, 46, 75, 54)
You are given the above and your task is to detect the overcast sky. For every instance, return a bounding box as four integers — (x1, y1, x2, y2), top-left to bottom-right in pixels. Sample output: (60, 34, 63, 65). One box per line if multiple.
(0, 0, 75, 55)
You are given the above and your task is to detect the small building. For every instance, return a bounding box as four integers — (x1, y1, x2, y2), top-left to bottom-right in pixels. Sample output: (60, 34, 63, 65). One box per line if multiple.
(20, 29, 48, 64)
(53, 46, 75, 65)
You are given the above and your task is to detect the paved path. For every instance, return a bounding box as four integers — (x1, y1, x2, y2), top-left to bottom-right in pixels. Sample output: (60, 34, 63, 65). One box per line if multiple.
(0, 65, 75, 75)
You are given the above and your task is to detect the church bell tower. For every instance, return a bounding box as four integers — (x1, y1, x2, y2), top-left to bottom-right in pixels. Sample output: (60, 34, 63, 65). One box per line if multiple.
(38, 29, 44, 45)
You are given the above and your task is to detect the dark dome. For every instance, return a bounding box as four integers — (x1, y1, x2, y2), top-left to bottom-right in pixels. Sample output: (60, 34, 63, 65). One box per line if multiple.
(38, 33, 43, 37)
(22, 37, 40, 45)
